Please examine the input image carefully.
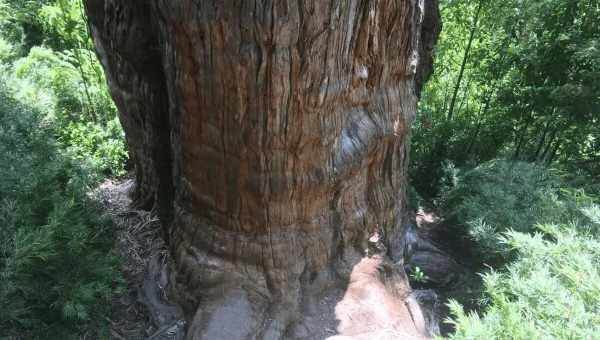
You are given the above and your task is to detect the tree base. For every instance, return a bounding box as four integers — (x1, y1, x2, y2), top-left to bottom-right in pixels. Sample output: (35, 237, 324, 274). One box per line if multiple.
(179, 254, 428, 340)
(166, 215, 429, 340)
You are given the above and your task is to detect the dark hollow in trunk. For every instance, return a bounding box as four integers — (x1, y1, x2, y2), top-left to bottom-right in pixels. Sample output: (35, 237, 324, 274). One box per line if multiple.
(85, 1, 440, 339)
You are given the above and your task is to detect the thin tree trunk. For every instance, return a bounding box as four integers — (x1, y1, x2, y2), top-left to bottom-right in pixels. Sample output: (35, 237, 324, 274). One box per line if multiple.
(86, 1, 441, 339)
(446, 0, 482, 121)
(431, 0, 483, 191)
(532, 120, 551, 161)
(466, 120, 481, 155)
(456, 75, 473, 116)
(539, 127, 558, 161)
(465, 95, 490, 155)
(441, 83, 451, 117)
(513, 119, 531, 160)
(78, 0, 105, 86)
(58, 0, 97, 122)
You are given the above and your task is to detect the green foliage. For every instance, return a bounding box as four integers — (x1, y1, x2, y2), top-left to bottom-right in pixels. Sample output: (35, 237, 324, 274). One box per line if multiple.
(37, 0, 91, 51)
(0, 84, 119, 339)
(415, 7, 600, 335)
(0, 0, 127, 176)
(0, 2, 124, 337)
(0, 0, 88, 53)
(436, 159, 600, 338)
(0, 0, 52, 54)
(407, 184, 425, 212)
(0, 37, 15, 62)
(9, 45, 126, 176)
(63, 118, 127, 176)
(411, 0, 600, 199)
(446, 218, 600, 339)
(439, 159, 596, 266)
(12, 46, 88, 118)
(409, 266, 430, 284)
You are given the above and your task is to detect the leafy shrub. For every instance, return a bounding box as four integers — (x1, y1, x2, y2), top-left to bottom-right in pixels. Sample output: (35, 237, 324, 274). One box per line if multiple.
(7, 46, 127, 176)
(62, 117, 127, 176)
(439, 159, 596, 265)
(447, 216, 600, 340)
(0, 84, 119, 339)
(0, 36, 15, 62)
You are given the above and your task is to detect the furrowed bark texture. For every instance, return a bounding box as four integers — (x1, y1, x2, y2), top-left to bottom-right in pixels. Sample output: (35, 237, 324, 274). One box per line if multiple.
(86, 1, 440, 339)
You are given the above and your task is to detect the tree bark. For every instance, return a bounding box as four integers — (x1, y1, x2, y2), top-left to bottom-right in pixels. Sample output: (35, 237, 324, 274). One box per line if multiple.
(540, 127, 559, 162)
(85, 1, 440, 339)
(532, 120, 551, 161)
(513, 118, 531, 160)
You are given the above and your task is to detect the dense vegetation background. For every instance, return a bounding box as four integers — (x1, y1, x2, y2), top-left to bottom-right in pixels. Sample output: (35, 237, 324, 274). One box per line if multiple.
(412, 0, 599, 200)
(0, 0, 598, 339)
(0, 0, 123, 338)
(411, 0, 600, 338)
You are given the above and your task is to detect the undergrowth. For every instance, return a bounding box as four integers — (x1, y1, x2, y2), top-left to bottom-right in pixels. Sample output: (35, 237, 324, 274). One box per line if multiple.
(439, 160, 597, 266)
(437, 159, 600, 339)
(0, 84, 120, 339)
(447, 218, 600, 339)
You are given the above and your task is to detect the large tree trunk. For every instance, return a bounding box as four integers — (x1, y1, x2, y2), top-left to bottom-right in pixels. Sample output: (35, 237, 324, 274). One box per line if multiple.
(85, 1, 440, 339)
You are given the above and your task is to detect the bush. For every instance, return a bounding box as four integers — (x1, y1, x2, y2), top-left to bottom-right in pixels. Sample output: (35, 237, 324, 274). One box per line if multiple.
(0, 36, 15, 62)
(447, 215, 600, 339)
(61, 117, 127, 177)
(7, 46, 127, 176)
(438, 159, 596, 265)
(0, 84, 119, 339)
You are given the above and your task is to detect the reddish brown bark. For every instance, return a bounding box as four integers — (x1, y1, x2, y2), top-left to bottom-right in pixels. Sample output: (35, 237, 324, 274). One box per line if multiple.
(86, 1, 440, 339)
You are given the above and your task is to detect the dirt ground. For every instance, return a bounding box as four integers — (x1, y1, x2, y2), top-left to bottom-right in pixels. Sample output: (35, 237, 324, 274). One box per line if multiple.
(96, 179, 184, 340)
